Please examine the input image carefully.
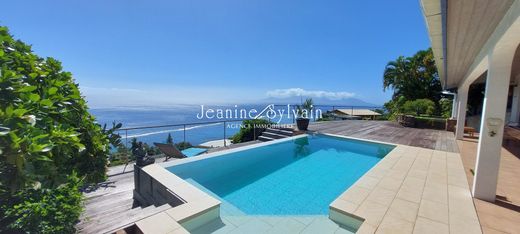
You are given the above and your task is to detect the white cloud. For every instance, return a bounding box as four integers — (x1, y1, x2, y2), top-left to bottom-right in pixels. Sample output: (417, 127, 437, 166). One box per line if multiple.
(266, 88, 355, 100)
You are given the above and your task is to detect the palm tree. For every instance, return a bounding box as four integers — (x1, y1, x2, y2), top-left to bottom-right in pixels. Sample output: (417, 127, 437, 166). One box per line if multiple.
(383, 48, 441, 102)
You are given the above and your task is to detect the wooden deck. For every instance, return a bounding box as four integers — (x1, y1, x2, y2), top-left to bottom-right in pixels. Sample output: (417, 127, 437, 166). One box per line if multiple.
(309, 120, 459, 153)
(77, 173, 172, 234)
(77, 120, 458, 233)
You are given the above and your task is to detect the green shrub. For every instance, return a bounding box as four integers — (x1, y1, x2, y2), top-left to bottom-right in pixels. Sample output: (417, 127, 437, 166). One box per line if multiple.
(175, 141, 192, 150)
(439, 98, 452, 118)
(414, 116, 447, 130)
(402, 99, 435, 116)
(383, 96, 407, 120)
(373, 109, 389, 120)
(231, 119, 272, 143)
(2, 174, 83, 234)
(0, 26, 119, 232)
(108, 145, 132, 166)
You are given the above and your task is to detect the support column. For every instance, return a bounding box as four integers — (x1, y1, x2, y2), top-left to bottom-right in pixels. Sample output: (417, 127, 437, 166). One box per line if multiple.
(472, 53, 511, 201)
(510, 75, 520, 125)
(511, 85, 520, 125)
(455, 86, 468, 140)
(451, 94, 458, 119)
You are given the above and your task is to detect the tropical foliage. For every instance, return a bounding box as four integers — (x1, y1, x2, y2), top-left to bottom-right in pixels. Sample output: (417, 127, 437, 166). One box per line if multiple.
(231, 119, 272, 143)
(383, 48, 441, 101)
(4, 174, 83, 233)
(175, 141, 192, 150)
(0, 26, 120, 232)
(382, 48, 448, 118)
(166, 133, 173, 144)
(439, 98, 453, 118)
(296, 98, 314, 119)
(402, 99, 435, 116)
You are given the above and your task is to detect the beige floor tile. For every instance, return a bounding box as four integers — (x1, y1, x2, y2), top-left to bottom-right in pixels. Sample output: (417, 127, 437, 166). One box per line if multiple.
(402, 177, 426, 189)
(365, 187, 397, 206)
(355, 201, 389, 226)
(386, 198, 419, 223)
(340, 186, 371, 205)
(426, 173, 447, 184)
(396, 185, 423, 204)
(365, 168, 389, 180)
(331, 198, 359, 214)
(356, 176, 382, 190)
(407, 169, 428, 180)
(387, 170, 408, 180)
(136, 212, 181, 233)
(356, 222, 376, 234)
(447, 173, 470, 189)
(376, 213, 414, 234)
(418, 199, 448, 224)
(392, 158, 416, 171)
(377, 177, 403, 192)
(449, 213, 482, 234)
(413, 217, 449, 234)
(422, 183, 448, 204)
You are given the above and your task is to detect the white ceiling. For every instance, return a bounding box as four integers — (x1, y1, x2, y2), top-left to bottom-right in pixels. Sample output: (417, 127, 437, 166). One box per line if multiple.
(421, 0, 515, 89)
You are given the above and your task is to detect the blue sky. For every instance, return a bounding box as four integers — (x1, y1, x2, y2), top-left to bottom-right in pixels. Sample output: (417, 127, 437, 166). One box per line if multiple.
(1, 0, 430, 107)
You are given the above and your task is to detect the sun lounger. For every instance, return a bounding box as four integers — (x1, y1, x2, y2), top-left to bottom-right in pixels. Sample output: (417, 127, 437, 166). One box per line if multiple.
(154, 143, 208, 161)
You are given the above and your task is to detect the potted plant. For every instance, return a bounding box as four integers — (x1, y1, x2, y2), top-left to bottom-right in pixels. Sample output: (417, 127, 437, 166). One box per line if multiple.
(296, 98, 313, 131)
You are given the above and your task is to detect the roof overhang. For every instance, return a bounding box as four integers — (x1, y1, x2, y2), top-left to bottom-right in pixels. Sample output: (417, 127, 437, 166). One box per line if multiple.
(420, 0, 447, 88)
(420, 0, 515, 90)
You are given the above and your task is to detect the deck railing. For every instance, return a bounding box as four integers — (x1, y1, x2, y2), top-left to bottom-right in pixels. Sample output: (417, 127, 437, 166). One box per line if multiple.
(117, 119, 247, 148)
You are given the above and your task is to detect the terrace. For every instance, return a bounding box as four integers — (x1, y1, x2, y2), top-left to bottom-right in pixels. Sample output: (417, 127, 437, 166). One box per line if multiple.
(78, 120, 486, 233)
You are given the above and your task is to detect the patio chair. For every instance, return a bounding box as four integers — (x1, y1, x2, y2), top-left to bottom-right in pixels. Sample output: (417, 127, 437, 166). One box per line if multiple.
(153, 143, 208, 161)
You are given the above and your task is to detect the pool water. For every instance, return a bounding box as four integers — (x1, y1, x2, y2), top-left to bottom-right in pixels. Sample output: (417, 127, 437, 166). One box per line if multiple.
(167, 134, 394, 215)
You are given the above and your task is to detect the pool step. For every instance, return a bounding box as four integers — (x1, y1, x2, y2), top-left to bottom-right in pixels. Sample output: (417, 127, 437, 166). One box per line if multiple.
(264, 128, 294, 136)
(258, 136, 275, 142)
(258, 128, 295, 142)
(261, 132, 288, 139)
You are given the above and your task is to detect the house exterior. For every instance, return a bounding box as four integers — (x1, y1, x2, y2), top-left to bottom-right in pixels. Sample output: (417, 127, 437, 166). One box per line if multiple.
(420, 0, 520, 201)
(331, 109, 381, 120)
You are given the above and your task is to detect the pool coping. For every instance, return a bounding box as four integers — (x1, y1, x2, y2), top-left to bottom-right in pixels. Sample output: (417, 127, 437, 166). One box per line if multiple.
(133, 164, 221, 233)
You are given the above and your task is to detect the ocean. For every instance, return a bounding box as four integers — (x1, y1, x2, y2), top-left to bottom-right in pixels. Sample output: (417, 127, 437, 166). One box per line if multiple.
(89, 104, 323, 147)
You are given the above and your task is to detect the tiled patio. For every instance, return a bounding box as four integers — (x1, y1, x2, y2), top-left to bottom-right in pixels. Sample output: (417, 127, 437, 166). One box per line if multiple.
(457, 127, 520, 234)
(329, 143, 481, 234)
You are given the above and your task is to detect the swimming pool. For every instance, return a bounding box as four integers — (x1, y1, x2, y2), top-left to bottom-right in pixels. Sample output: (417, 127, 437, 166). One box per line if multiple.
(166, 134, 394, 215)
